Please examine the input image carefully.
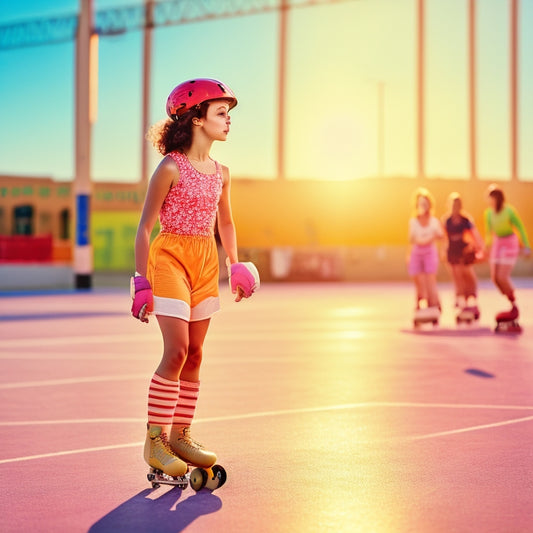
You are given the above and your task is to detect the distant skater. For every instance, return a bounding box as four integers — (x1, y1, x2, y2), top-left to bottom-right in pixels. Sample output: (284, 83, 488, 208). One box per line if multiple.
(484, 185, 530, 332)
(443, 192, 484, 322)
(408, 188, 444, 326)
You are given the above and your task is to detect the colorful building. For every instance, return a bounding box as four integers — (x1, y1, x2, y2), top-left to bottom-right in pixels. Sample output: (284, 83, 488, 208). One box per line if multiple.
(1, 174, 532, 287)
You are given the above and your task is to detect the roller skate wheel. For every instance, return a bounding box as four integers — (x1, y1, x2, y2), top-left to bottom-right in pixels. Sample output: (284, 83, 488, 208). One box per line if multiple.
(212, 464, 227, 489)
(151, 482, 160, 489)
(204, 464, 227, 491)
(190, 467, 208, 492)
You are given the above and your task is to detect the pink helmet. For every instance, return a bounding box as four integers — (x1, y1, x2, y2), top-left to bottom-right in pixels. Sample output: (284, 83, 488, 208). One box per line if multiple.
(166, 78, 237, 120)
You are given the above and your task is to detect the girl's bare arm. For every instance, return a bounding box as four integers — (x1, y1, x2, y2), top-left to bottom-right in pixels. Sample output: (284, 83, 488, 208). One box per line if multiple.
(135, 157, 176, 276)
(217, 165, 239, 264)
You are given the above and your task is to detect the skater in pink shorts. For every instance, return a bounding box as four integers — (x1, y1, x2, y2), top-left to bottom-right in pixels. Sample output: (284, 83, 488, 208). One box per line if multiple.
(408, 188, 444, 317)
(484, 184, 530, 327)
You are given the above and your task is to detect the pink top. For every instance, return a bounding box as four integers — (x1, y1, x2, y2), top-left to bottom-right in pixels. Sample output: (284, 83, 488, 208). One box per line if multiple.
(159, 151, 223, 236)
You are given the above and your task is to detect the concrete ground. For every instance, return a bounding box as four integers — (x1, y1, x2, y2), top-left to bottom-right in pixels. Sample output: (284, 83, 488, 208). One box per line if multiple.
(1, 280, 532, 533)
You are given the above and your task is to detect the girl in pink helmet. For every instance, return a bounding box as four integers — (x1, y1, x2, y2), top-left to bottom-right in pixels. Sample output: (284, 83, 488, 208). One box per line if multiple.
(132, 79, 259, 480)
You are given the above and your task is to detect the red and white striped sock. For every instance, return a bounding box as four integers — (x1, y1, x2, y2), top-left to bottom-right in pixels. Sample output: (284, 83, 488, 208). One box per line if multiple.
(172, 380, 200, 427)
(147, 374, 180, 429)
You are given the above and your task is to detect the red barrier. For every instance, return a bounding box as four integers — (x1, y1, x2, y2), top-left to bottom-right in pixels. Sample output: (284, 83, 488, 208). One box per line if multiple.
(0, 235, 53, 262)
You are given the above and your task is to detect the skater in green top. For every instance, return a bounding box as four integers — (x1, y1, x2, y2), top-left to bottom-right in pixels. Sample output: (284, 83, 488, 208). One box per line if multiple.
(484, 185, 530, 324)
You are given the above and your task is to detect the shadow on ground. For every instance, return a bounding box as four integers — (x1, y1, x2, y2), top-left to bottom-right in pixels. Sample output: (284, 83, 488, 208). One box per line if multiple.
(88, 487, 222, 533)
(464, 368, 496, 379)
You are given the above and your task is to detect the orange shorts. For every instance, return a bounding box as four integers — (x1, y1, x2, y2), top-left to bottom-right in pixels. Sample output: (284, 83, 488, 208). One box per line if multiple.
(146, 233, 220, 322)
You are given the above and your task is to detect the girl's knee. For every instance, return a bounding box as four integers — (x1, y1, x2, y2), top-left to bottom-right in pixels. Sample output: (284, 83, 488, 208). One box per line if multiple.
(185, 345, 203, 369)
(163, 346, 188, 372)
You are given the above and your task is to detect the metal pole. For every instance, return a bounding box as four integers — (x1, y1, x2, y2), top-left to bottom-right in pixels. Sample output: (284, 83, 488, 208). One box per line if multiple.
(377, 81, 385, 178)
(74, 0, 94, 289)
(416, 0, 425, 178)
(277, 0, 288, 179)
(468, 0, 477, 179)
(510, 0, 519, 181)
(141, 0, 154, 184)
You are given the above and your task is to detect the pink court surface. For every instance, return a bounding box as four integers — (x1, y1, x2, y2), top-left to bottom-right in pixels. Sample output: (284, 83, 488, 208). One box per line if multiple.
(1, 280, 533, 533)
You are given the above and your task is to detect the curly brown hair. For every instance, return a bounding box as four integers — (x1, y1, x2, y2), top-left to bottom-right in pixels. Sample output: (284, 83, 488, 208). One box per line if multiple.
(147, 101, 210, 155)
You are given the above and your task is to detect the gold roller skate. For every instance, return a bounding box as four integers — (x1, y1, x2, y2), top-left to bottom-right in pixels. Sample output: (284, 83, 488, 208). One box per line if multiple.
(170, 426, 217, 468)
(144, 425, 188, 477)
(146, 426, 226, 491)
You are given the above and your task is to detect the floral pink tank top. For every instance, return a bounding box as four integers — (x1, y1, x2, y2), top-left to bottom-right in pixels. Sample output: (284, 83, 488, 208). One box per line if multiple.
(159, 152, 223, 237)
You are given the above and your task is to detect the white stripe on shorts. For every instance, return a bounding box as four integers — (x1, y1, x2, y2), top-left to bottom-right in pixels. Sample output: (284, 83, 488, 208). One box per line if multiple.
(191, 296, 220, 322)
(490, 257, 517, 265)
(153, 296, 191, 321)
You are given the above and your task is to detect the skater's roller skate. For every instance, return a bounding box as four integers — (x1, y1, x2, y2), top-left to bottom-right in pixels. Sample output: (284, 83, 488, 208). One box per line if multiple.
(147, 426, 227, 492)
(170, 426, 217, 468)
(456, 296, 480, 325)
(144, 425, 189, 489)
(495, 304, 522, 334)
(413, 299, 440, 328)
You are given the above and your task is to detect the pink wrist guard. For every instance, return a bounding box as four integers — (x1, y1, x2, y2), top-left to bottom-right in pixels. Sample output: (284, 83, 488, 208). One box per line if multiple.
(227, 260, 260, 298)
(130, 275, 153, 321)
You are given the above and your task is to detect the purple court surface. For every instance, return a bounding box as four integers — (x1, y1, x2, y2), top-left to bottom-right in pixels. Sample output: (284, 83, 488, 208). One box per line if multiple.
(1, 280, 533, 533)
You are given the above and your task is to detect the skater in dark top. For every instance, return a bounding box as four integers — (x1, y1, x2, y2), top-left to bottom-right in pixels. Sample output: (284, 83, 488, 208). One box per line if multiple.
(484, 185, 530, 330)
(443, 193, 484, 320)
